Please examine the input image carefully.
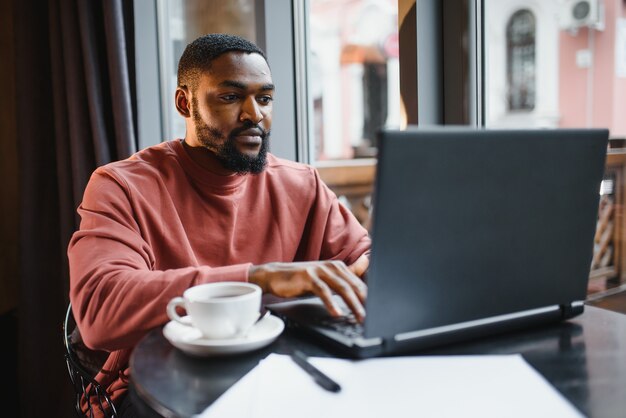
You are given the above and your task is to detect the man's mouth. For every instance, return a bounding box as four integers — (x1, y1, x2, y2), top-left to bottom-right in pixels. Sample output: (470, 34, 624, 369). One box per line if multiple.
(234, 129, 264, 146)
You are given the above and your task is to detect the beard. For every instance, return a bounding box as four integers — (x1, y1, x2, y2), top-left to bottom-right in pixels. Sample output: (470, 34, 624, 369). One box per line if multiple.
(192, 105, 269, 175)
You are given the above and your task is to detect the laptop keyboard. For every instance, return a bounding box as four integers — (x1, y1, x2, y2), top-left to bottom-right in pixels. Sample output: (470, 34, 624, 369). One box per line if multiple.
(319, 313, 364, 339)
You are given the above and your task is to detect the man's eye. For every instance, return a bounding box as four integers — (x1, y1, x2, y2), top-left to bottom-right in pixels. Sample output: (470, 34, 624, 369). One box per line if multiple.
(257, 96, 273, 105)
(221, 94, 239, 102)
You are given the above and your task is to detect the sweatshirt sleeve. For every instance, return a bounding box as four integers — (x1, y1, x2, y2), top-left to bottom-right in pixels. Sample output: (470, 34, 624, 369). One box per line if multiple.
(68, 169, 251, 352)
(296, 168, 372, 265)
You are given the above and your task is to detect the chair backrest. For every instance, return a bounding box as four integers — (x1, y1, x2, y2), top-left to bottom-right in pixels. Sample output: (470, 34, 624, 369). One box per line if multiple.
(63, 303, 117, 418)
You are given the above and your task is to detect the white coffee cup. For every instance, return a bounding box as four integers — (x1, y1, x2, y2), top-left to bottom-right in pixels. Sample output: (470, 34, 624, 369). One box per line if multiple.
(166, 282, 262, 340)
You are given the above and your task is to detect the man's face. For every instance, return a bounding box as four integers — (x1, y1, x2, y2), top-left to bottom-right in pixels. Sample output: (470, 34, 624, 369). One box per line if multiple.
(190, 52, 274, 174)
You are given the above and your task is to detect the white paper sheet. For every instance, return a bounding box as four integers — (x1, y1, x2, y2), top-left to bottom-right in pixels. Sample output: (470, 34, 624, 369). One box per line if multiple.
(196, 353, 583, 418)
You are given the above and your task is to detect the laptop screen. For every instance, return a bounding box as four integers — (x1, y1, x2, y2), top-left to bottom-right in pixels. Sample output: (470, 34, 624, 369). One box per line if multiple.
(364, 127, 608, 340)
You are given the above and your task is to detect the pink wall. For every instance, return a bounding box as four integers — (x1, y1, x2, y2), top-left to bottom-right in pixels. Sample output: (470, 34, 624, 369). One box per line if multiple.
(559, 28, 590, 127)
(593, 0, 617, 130)
(559, 0, 626, 138)
(612, 1, 626, 137)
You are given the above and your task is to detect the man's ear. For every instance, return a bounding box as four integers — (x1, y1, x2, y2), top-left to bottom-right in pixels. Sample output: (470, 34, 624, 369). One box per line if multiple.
(175, 87, 191, 118)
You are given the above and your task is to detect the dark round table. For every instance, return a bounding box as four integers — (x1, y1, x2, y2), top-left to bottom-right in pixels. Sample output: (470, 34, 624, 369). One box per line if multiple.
(130, 305, 626, 418)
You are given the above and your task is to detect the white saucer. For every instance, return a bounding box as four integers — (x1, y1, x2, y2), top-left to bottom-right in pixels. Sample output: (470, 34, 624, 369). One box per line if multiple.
(163, 314, 285, 357)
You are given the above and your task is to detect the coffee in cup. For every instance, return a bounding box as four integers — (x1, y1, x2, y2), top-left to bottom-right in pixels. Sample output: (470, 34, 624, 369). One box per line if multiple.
(166, 282, 262, 339)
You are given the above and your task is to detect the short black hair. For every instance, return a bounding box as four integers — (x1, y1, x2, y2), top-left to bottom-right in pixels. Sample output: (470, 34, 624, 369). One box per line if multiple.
(177, 33, 267, 91)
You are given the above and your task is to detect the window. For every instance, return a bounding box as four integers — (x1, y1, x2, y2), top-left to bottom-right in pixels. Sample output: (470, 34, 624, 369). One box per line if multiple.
(308, 0, 400, 162)
(484, 1, 559, 128)
(156, 0, 257, 142)
(506, 9, 536, 111)
(140, 0, 467, 161)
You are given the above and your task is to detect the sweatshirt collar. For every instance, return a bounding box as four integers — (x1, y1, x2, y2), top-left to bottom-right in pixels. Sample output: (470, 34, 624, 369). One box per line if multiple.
(170, 139, 248, 191)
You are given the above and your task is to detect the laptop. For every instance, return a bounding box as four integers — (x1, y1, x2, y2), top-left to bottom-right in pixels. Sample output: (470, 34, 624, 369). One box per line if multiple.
(267, 127, 609, 358)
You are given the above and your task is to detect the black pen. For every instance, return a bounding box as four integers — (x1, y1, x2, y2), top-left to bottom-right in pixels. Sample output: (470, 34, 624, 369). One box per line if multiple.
(291, 350, 341, 393)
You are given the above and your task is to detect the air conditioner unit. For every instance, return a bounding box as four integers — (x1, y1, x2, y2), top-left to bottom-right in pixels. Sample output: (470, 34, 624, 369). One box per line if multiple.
(560, 0, 604, 31)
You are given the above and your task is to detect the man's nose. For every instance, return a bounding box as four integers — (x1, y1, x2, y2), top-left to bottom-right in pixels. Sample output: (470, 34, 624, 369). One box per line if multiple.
(239, 97, 264, 124)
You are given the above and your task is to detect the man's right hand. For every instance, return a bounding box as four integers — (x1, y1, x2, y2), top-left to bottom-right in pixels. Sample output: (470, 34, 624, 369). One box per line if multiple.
(248, 259, 368, 322)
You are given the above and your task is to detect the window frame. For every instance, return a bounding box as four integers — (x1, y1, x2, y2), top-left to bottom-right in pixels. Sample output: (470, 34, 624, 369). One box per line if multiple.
(133, 0, 486, 160)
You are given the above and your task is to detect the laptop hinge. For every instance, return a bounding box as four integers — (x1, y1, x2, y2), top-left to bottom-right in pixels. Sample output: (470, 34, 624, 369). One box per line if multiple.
(561, 300, 584, 319)
(382, 336, 400, 353)
(393, 304, 560, 342)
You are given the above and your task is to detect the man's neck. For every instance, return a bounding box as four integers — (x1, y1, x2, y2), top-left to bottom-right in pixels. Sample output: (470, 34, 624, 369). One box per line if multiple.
(181, 139, 236, 176)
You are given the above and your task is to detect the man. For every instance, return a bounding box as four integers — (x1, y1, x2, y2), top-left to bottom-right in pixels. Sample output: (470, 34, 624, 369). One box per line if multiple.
(68, 33, 370, 414)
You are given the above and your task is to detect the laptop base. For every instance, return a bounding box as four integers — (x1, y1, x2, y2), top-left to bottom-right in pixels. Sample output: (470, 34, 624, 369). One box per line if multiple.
(267, 297, 583, 359)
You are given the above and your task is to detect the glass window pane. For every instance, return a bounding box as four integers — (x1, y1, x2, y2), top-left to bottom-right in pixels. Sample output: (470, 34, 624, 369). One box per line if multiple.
(308, 0, 400, 162)
(157, 0, 257, 141)
(485, 0, 626, 132)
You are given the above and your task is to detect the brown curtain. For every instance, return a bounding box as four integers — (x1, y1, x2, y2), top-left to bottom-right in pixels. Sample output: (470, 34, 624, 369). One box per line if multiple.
(13, 0, 137, 416)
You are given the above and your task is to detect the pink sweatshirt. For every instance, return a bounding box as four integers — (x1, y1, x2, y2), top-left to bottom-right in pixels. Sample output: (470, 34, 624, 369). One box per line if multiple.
(68, 139, 371, 405)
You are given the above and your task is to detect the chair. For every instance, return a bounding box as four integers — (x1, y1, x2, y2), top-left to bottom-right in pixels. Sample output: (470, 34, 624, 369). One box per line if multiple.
(63, 303, 118, 417)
